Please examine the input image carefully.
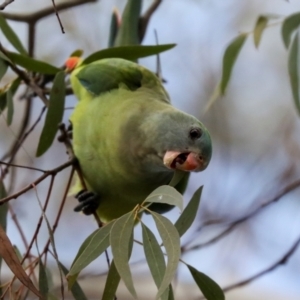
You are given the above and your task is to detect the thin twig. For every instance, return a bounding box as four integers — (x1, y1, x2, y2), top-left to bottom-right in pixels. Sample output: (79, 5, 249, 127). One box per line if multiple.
(42, 166, 75, 254)
(215, 234, 300, 297)
(51, 0, 65, 33)
(184, 178, 300, 251)
(0, 0, 13, 10)
(0, 159, 74, 204)
(0, 0, 97, 23)
(0, 161, 46, 173)
(139, 0, 162, 41)
(0, 44, 49, 106)
(21, 175, 55, 265)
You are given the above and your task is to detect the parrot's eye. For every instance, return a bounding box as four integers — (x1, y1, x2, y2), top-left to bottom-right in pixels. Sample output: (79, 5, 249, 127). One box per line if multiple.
(189, 128, 202, 140)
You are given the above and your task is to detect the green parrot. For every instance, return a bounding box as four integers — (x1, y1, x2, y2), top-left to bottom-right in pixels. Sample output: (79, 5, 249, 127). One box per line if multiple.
(67, 58, 212, 223)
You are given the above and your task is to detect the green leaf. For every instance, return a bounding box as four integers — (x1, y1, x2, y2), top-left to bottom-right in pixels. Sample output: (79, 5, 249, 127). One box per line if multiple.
(0, 14, 27, 55)
(101, 260, 120, 300)
(6, 89, 13, 126)
(168, 285, 175, 300)
(174, 186, 203, 237)
(13, 245, 22, 262)
(288, 32, 300, 114)
(60, 263, 88, 300)
(6, 52, 60, 74)
(36, 71, 65, 156)
(187, 265, 225, 300)
(0, 58, 8, 81)
(69, 49, 84, 58)
(110, 212, 136, 299)
(282, 12, 300, 48)
(0, 182, 8, 296)
(145, 185, 183, 211)
(6, 77, 21, 126)
(253, 16, 268, 48)
(39, 259, 49, 298)
(220, 33, 247, 95)
(142, 223, 169, 300)
(0, 92, 7, 115)
(0, 181, 8, 231)
(68, 221, 115, 279)
(0, 51, 11, 63)
(108, 8, 120, 48)
(150, 211, 181, 300)
(114, 0, 141, 47)
(168, 170, 186, 188)
(82, 44, 176, 65)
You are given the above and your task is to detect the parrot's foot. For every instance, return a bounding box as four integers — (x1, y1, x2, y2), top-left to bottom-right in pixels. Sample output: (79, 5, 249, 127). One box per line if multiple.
(74, 190, 100, 215)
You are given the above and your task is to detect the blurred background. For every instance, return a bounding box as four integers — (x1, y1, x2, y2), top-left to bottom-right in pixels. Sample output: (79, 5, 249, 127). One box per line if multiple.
(1, 0, 300, 299)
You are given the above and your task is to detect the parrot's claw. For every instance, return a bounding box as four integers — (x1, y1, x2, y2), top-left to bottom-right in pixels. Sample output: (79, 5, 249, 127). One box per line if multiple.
(74, 190, 100, 215)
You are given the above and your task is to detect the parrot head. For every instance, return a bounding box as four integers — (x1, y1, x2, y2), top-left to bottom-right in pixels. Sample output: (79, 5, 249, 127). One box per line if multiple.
(140, 108, 212, 173)
(162, 117, 211, 172)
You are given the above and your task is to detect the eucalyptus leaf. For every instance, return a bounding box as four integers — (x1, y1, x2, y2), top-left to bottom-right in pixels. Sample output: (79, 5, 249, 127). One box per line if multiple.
(110, 212, 136, 299)
(150, 211, 181, 300)
(0, 92, 6, 114)
(82, 44, 176, 65)
(0, 58, 8, 81)
(187, 265, 225, 300)
(0, 182, 8, 295)
(108, 9, 120, 48)
(69, 49, 84, 58)
(60, 263, 88, 300)
(168, 170, 185, 187)
(13, 245, 22, 262)
(0, 14, 27, 55)
(174, 186, 203, 237)
(0, 225, 42, 298)
(142, 223, 169, 300)
(253, 16, 268, 48)
(168, 285, 175, 300)
(6, 52, 60, 74)
(220, 33, 247, 95)
(6, 77, 21, 126)
(68, 221, 114, 278)
(282, 12, 300, 48)
(288, 32, 300, 115)
(114, 0, 141, 47)
(39, 259, 49, 298)
(36, 71, 65, 157)
(0, 51, 11, 62)
(145, 185, 183, 211)
(0, 181, 8, 231)
(101, 260, 120, 300)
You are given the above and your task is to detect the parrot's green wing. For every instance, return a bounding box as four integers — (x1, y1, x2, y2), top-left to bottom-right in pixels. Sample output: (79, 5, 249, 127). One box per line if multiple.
(73, 58, 170, 103)
(76, 63, 143, 96)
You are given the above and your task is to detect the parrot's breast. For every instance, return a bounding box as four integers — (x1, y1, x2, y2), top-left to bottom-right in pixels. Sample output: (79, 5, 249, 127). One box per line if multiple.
(71, 88, 174, 222)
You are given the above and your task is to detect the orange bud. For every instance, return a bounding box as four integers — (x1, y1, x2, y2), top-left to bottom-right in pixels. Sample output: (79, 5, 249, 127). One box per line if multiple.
(65, 56, 80, 73)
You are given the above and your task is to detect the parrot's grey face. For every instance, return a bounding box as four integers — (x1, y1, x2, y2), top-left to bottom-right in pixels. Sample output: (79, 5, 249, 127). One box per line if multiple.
(160, 117, 212, 173)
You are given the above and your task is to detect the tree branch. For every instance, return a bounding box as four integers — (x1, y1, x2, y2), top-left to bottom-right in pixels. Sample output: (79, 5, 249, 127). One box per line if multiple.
(0, 159, 74, 204)
(0, 0, 97, 23)
(184, 178, 300, 251)
(0, 0, 14, 10)
(139, 0, 162, 41)
(220, 233, 300, 295)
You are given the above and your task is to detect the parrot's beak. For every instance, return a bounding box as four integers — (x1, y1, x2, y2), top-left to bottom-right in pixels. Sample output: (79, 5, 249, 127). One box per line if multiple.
(163, 151, 208, 172)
